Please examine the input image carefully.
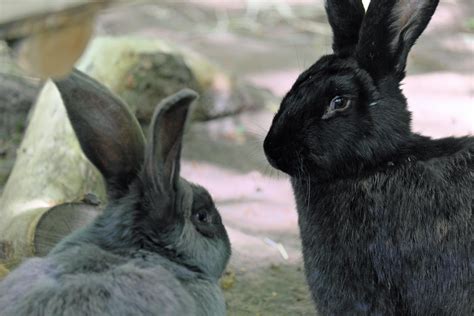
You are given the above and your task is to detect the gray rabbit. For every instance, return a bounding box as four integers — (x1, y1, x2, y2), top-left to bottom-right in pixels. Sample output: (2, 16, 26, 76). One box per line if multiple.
(0, 70, 231, 316)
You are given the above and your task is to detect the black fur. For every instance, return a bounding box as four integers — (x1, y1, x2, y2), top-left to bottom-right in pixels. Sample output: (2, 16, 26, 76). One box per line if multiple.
(0, 70, 231, 316)
(264, 0, 473, 315)
(325, 0, 365, 55)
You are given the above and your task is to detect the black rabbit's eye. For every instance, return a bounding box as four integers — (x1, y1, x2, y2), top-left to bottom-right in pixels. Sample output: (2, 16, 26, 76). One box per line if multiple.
(330, 96, 350, 110)
(322, 96, 352, 120)
(194, 210, 209, 223)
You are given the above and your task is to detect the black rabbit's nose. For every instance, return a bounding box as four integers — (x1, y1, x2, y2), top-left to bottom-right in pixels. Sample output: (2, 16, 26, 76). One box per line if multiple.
(265, 151, 279, 169)
(263, 135, 277, 161)
(266, 148, 293, 175)
(263, 135, 293, 174)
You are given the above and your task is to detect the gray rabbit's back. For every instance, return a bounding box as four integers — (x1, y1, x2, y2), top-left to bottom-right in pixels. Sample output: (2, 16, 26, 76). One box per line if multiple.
(0, 245, 193, 316)
(0, 243, 224, 316)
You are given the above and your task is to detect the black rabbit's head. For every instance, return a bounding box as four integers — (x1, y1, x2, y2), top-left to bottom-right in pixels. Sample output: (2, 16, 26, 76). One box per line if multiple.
(55, 70, 230, 279)
(264, 0, 439, 179)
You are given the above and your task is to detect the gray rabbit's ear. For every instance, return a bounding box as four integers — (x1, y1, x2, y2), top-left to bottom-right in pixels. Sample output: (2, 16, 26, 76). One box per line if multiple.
(325, 0, 365, 55)
(55, 69, 146, 200)
(145, 89, 198, 193)
(356, 0, 439, 80)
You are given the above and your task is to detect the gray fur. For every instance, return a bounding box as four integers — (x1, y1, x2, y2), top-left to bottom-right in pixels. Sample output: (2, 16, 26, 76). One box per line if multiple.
(0, 69, 231, 316)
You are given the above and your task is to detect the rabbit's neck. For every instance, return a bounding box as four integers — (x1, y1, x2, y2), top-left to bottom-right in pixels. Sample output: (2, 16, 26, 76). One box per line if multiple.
(291, 135, 474, 220)
(303, 134, 473, 183)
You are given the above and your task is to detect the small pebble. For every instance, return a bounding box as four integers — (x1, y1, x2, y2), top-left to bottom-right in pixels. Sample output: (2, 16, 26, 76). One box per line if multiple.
(220, 270, 236, 290)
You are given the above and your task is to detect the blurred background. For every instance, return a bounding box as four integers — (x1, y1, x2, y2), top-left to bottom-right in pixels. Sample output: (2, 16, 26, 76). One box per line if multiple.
(0, 1, 473, 315)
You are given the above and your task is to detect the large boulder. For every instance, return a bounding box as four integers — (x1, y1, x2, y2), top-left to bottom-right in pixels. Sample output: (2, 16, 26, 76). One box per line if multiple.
(76, 36, 277, 123)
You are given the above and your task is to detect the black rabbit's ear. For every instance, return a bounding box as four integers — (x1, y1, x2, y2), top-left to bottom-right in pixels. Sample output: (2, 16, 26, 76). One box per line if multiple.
(145, 89, 198, 193)
(325, 0, 366, 55)
(55, 69, 146, 200)
(356, 0, 439, 80)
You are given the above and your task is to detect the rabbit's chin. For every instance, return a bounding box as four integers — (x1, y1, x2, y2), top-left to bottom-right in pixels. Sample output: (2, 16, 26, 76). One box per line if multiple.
(267, 154, 308, 177)
(289, 154, 360, 181)
(266, 152, 315, 178)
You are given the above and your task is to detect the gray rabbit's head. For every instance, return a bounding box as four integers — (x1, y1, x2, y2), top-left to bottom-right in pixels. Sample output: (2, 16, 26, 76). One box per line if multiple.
(55, 70, 230, 279)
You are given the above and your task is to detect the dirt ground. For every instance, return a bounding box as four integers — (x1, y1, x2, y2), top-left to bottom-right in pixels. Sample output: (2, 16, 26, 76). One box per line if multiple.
(1, 1, 473, 315)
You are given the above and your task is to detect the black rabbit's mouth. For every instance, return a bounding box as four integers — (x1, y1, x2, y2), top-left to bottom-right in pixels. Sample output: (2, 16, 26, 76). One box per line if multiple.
(267, 156, 295, 175)
(266, 152, 290, 174)
(264, 140, 303, 176)
(264, 117, 309, 175)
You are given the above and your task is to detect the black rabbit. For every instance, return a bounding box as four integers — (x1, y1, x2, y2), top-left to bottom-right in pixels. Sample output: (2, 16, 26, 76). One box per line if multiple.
(264, 0, 473, 315)
(0, 70, 231, 316)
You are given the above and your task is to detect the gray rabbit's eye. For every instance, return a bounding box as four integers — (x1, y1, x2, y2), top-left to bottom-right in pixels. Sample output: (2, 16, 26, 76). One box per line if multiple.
(194, 210, 210, 223)
(322, 96, 351, 119)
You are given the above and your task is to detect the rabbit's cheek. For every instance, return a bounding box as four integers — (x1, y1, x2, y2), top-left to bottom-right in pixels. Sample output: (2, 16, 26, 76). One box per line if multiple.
(191, 218, 216, 238)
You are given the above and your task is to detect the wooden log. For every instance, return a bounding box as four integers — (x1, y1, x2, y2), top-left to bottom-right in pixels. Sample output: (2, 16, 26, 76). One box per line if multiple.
(34, 202, 100, 257)
(0, 81, 105, 271)
(0, 0, 110, 79)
